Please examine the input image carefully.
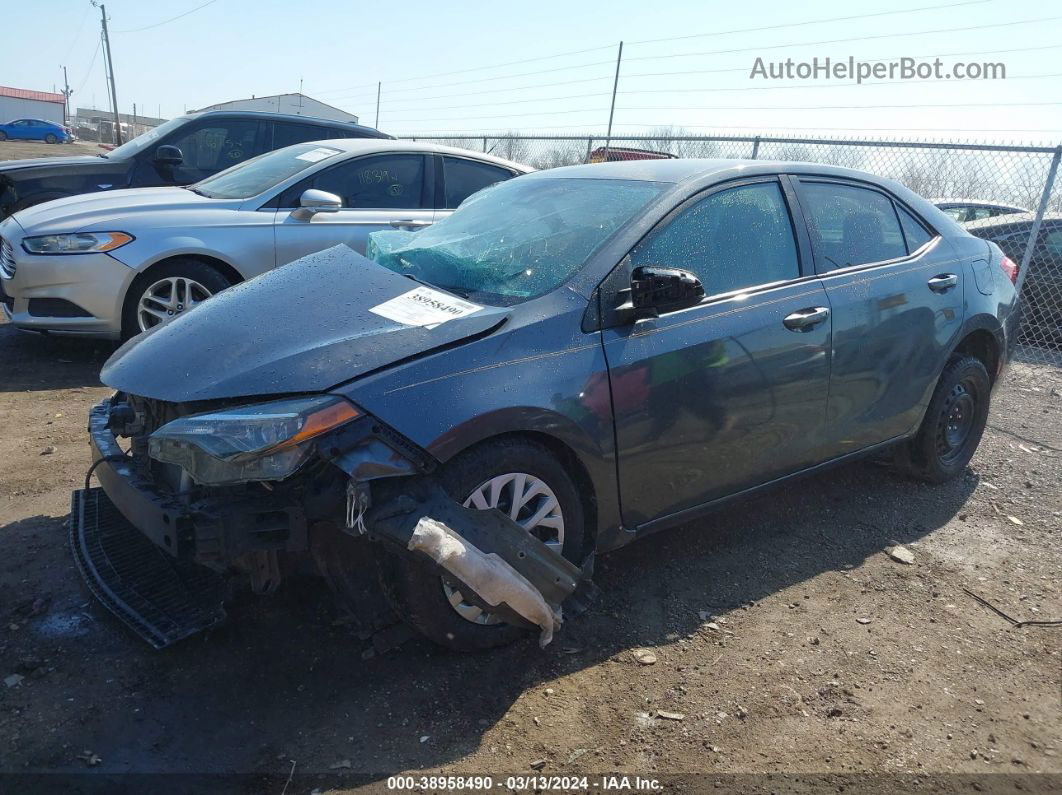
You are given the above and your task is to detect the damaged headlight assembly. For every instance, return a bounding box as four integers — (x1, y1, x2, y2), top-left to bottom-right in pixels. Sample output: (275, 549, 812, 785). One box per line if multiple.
(147, 395, 360, 485)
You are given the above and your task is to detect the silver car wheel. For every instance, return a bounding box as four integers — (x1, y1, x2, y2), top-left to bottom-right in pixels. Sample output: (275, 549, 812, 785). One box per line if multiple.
(137, 276, 213, 332)
(442, 472, 566, 625)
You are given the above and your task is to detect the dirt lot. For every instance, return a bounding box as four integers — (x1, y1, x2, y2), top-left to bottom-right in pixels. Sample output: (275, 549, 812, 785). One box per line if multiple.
(0, 141, 1059, 792)
(0, 139, 106, 160)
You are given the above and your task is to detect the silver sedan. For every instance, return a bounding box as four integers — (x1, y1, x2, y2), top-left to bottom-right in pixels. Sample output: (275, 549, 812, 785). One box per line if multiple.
(0, 140, 530, 339)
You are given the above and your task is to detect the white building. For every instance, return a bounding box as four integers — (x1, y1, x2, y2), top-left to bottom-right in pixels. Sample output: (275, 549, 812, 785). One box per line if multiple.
(192, 93, 359, 124)
(0, 86, 65, 125)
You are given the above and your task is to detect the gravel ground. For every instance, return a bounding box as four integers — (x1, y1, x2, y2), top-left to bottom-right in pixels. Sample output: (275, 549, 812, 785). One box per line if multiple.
(0, 141, 1058, 792)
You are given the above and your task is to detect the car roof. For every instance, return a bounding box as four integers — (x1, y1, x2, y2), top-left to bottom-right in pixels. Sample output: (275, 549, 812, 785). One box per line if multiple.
(318, 138, 534, 172)
(522, 158, 905, 185)
(964, 211, 1062, 231)
(178, 109, 391, 138)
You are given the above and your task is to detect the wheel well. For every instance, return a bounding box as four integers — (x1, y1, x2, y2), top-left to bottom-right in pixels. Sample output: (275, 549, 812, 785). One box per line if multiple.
(455, 430, 599, 558)
(141, 254, 244, 288)
(953, 329, 1000, 383)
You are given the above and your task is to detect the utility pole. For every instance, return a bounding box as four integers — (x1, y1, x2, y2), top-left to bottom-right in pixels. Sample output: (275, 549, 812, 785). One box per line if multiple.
(375, 82, 381, 129)
(60, 65, 72, 126)
(603, 41, 623, 161)
(93, 2, 122, 144)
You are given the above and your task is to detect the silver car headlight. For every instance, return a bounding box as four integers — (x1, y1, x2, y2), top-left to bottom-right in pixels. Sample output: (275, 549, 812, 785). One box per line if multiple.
(148, 396, 360, 485)
(22, 231, 134, 255)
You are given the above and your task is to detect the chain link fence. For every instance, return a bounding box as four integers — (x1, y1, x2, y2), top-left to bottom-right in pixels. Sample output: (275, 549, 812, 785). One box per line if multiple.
(405, 133, 1062, 369)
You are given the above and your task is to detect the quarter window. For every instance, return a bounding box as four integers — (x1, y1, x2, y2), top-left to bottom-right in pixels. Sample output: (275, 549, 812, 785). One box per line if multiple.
(801, 182, 907, 270)
(1042, 226, 1062, 256)
(442, 157, 515, 208)
(631, 181, 800, 296)
(897, 206, 933, 252)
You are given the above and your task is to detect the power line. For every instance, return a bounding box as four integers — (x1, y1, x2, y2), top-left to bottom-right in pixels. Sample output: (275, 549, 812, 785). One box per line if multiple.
(628, 0, 991, 45)
(327, 17, 1057, 108)
(114, 0, 219, 33)
(62, 5, 92, 62)
(621, 15, 1062, 64)
(322, 58, 617, 102)
(313, 43, 616, 96)
(619, 42, 1062, 82)
(382, 100, 1061, 124)
(315, 0, 995, 97)
(75, 34, 102, 95)
(373, 72, 1059, 115)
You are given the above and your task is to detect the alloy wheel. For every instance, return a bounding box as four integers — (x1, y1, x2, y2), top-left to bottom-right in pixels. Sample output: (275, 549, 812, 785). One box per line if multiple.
(442, 472, 565, 625)
(137, 276, 213, 332)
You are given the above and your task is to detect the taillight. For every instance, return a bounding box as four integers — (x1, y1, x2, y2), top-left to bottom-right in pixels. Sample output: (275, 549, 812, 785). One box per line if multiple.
(999, 255, 1019, 284)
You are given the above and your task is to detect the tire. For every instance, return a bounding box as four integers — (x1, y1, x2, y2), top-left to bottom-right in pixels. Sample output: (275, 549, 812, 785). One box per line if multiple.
(0, 131, 7, 141)
(895, 355, 991, 483)
(378, 438, 586, 652)
(121, 258, 233, 340)
(44, 134, 57, 144)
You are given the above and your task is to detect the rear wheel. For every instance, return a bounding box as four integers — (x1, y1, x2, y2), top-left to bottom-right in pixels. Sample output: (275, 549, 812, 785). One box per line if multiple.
(121, 259, 233, 340)
(378, 438, 585, 651)
(0, 131, 7, 141)
(895, 355, 990, 483)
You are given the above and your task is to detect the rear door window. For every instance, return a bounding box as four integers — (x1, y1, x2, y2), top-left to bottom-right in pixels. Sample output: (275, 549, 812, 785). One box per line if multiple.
(272, 122, 333, 149)
(799, 181, 907, 271)
(631, 180, 800, 297)
(442, 156, 516, 208)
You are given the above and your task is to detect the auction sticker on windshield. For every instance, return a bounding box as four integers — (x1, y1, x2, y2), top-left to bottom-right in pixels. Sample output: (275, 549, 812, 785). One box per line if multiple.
(370, 286, 482, 327)
(295, 147, 340, 163)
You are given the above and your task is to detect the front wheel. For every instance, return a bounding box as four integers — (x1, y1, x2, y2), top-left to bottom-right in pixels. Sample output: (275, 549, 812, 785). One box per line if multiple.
(377, 438, 586, 652)
(0, 131, 7, 141)
(895, 355, 991, 483)
(44, 133, 57, 144)
(121, 259, 233, 340)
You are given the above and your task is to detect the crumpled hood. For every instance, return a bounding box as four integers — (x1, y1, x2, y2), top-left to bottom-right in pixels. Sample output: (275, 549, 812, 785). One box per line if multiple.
(101, 245, 509, 402)
(12, 186, 219, 234)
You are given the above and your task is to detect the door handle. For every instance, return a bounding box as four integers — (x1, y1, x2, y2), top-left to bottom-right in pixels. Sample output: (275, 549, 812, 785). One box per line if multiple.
(389, 219, 432, 229)
(783, 306, 830, 331)
(927, 273, 958, 292)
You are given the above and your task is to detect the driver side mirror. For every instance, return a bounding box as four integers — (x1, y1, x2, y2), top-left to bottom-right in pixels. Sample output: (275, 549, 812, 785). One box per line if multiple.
(154, 145, 183, 165)
(292, 189, 342, 220)
(629, 265, 704, 316)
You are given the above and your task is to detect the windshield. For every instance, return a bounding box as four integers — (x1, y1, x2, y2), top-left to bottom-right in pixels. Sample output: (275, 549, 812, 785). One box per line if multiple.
(366, 177, 664, 305)
(192, 144, 343, 199)
(101, 116, 190, 159)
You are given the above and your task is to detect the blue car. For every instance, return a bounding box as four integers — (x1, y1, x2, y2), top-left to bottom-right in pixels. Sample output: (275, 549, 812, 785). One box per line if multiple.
(0, 118, 71, 144)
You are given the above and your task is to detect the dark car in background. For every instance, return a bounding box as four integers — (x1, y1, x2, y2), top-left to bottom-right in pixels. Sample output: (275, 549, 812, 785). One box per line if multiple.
(589, 146, 676, 163)
(932, 198, 1028, 223)
(74, 160, 1019, 653)
(965, 211, 1062, 345)
(0, 118, 72, 144)
(0, 110, 390, 219)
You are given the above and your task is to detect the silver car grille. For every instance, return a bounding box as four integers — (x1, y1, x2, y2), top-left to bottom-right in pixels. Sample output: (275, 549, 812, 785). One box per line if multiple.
(0, 236, 15, 278)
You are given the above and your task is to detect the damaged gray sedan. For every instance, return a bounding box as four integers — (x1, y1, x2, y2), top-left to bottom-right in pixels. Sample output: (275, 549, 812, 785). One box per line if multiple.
(74, 159, 1018, 651)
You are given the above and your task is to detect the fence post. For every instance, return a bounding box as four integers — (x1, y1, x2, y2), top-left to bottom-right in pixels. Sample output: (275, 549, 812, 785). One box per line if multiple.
(750, 136, 761, 159)
(1016, 145, 1062, 297)
(585, 137, 594, 163)
(483, 136, 488, 153)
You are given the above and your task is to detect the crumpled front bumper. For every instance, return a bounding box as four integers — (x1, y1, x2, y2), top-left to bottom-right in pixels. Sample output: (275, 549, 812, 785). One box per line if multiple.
(77, 397, 594, 649)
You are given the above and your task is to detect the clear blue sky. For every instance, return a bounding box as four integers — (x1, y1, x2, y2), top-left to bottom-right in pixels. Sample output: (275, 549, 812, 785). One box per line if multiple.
(4, 0, 1060, 143)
